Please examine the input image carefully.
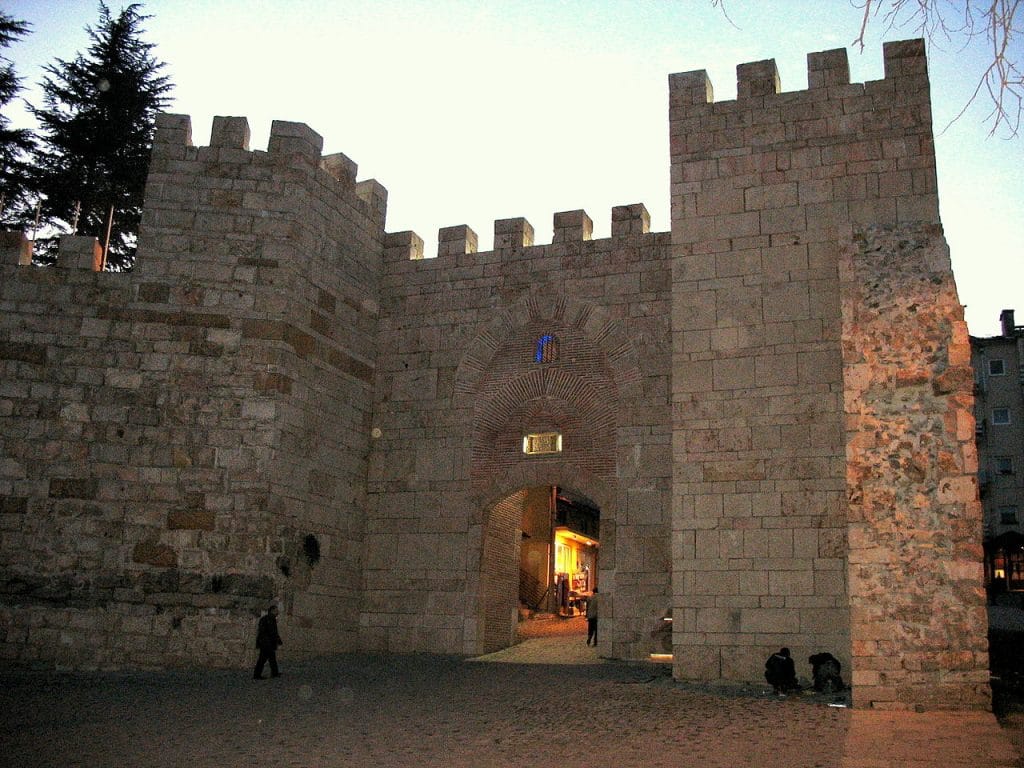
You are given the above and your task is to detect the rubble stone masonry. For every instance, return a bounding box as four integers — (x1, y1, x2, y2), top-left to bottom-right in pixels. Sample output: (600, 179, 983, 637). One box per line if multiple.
(0, 40, 988, 710)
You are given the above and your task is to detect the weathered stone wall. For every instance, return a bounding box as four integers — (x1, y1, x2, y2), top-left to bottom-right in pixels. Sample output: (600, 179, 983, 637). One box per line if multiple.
(0, 115, 385, 668)
(668, 38, 973, 703)
(363, 207, 674, 659)
(840, 224, 989, 709)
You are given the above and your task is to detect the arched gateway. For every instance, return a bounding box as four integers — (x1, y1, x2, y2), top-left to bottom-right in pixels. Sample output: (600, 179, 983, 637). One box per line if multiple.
(456, 291, 649, 656)
(475, 481, 609, 654)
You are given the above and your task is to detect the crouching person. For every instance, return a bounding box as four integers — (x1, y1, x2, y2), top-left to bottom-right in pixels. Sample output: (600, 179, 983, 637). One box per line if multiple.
(764, 647, 799, 695)
(809, 652, 845, 693)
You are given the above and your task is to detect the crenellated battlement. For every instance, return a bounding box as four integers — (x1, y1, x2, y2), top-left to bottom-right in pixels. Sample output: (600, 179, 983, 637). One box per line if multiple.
(150, 113, 387, 216)
(1, 232, 107, 271)
(669, 38, 938, 244)
(383, 203, 653, 262)
(671, 38, 926, 110)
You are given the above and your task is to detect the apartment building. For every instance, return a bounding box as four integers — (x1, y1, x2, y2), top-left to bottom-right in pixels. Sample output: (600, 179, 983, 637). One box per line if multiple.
(974, 309, 1024, 594)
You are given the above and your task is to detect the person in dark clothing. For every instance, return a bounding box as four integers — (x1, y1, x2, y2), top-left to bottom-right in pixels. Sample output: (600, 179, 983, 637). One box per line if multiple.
(253, 605, 282, 679)
(585, 588, 600, 646)
(764, 647, 799, 695)
(808, 652, 845, 693)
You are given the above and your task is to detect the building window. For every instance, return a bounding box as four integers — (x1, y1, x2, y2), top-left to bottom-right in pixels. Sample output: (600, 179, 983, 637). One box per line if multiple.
(534, 335, 559, 363)
(1000, 506, 1019, 525)
(992, 407, 1011, 426)
(523, 432, 562, 455)
(996, 457, 1015, 475)
(989, 359, 1006, 376)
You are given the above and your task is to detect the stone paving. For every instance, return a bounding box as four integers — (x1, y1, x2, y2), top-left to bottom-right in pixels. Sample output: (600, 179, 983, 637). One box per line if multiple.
(1, 632, 1019, 768)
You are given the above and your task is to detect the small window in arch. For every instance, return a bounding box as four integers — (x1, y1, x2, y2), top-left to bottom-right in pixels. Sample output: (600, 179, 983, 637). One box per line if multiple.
(534, 334, 559, 363)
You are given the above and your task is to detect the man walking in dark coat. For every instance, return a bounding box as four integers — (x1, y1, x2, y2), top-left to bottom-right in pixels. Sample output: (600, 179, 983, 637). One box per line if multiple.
(253, 604, 283, 679)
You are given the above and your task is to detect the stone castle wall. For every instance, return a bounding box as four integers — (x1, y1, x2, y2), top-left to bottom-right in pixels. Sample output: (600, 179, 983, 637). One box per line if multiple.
(0, 40, 988, 709)
(1, 116, 385, 667)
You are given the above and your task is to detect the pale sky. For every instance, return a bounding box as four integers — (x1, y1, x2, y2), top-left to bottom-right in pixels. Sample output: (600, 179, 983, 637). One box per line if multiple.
(5, 0, 1021, 336)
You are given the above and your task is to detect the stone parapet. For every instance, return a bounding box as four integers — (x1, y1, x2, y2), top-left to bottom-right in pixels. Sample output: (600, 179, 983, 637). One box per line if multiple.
(55, 235, 104, 271)
(553, 209, 593, 243)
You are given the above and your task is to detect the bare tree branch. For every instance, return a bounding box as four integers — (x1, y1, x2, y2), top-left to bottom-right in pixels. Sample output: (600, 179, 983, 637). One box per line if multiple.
(852, 0, 1022, 137)
(711, 0, 740, 30)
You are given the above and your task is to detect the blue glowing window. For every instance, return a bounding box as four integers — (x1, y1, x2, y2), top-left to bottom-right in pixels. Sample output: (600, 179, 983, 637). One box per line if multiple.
(534, 335, 559, 363)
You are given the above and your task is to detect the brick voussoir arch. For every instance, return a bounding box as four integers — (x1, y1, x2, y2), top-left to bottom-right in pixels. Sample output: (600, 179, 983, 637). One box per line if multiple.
(453, 290, 644, 401)
(471, 367, 617, 440)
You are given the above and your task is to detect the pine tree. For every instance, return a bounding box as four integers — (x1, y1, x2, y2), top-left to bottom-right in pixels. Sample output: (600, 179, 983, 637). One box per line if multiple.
(0, 12, 34, 226)
(29, 2, 171, 269)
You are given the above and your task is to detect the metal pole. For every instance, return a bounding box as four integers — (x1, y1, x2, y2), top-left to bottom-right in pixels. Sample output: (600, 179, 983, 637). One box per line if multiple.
(101, 203, 114, 271)
(30, 200, 41, 240)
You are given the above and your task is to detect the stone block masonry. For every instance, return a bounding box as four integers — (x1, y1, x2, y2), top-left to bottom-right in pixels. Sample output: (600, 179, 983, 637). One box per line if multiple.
(0, 39, 988, 711)
(669, 39, 985, 709)
(1, 115, 386, 669)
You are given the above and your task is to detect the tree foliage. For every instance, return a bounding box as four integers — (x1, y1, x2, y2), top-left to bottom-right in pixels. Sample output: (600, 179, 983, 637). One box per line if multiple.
(29, 2, 171, 269)
(0, 12, 34, 224)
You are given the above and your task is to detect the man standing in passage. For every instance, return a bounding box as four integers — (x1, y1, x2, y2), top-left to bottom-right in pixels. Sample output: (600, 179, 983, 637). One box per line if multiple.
(253, 604, 283, 679)
(586, 588, 600, 646)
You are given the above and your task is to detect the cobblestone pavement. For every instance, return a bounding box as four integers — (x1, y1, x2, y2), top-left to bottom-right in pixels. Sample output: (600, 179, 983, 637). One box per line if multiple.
(1, 638, 1019, 768)
(515, 613, 586, 639)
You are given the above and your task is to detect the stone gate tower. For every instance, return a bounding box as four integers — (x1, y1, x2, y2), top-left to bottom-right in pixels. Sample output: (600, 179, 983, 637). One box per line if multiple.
(0, 40, 988, 710)
(668, 39, 986, 709)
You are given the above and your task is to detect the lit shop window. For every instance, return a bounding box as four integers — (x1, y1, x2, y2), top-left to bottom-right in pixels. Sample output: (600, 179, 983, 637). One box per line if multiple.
(523, 432, 562, 455)
(534, 335, 559, 363)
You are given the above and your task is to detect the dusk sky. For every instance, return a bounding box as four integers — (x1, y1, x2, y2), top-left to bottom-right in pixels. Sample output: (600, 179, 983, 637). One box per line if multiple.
(5, 0, 1021, 335)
